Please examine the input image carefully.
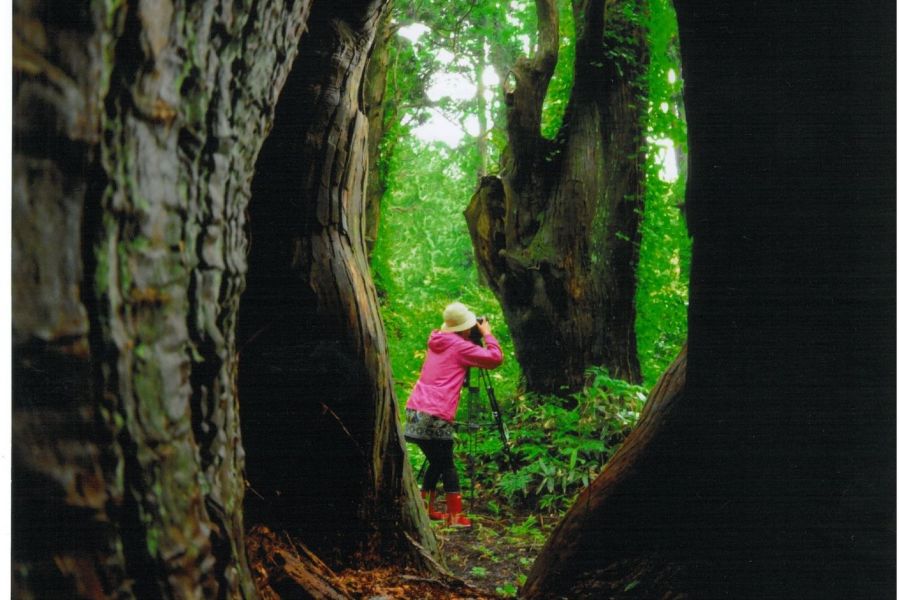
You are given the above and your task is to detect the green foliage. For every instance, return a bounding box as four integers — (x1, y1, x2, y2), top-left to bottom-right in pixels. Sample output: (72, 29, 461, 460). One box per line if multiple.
(507, 515, 545, 542)
(459, 368, 647, 514)
(368, 6, 688, 595)
(634, 0, 690, 384)
(371, 137, 520, 402)
(540, 0, 575, 139)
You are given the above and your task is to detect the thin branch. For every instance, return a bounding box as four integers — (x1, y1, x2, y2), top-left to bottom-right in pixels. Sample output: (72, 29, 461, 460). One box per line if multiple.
(319, 402, 366, 457)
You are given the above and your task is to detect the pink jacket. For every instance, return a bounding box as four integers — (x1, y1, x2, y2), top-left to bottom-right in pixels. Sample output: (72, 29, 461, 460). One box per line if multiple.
(406, 331, 503, 422)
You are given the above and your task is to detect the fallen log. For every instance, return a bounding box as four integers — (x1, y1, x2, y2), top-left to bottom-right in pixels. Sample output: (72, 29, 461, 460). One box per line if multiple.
(248, 525, 352, 600)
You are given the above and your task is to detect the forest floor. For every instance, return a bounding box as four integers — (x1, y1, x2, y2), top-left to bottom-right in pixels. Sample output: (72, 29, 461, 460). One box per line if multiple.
(248, 496, 560, 599)
(435, 496, 560, 598)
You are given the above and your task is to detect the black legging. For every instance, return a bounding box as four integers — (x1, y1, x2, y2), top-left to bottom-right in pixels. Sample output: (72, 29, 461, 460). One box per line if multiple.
(412, 438, 460, 493)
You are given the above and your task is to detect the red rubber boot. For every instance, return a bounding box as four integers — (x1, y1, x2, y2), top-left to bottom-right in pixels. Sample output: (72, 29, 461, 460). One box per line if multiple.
(444, 492, 472, 528)
(421, 490, 446, 520)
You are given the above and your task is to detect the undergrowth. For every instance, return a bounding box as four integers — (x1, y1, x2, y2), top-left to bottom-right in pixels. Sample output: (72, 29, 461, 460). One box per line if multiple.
(408, 367, 648, 516)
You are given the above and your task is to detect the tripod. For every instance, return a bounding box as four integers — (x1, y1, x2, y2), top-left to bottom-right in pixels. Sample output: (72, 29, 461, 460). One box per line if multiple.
(461, 368, 518, 500)
(466, 369, 516, 466)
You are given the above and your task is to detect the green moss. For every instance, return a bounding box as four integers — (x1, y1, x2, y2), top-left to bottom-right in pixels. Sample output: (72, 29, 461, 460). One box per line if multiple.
(198, 475, 212, 497)
(134, 343, 150, 361)
(132, 235, 151, 253)
(94, 243, 111, 296)
(117, 241, 132, 291)
(133, 370, 160, 406)
(145, 525, 160, 557)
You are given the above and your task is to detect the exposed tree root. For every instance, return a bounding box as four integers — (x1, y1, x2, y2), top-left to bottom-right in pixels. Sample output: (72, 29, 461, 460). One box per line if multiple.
(248, 525, 499, 599)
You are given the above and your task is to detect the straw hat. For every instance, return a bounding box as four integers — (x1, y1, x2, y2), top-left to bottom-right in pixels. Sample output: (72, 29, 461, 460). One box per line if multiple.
(440, 302, 477, 333)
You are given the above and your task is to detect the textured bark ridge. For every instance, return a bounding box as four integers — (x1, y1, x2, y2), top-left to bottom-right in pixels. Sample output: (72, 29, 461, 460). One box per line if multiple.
(13, 1, 312, 597)
(466, 0, 648, 393)
(13, 4, 106, 591)
(239, 0, 439, 572)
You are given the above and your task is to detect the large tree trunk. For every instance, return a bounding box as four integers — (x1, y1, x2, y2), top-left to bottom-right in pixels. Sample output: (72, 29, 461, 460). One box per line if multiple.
(238, 0, 439, 570)
(13, 1, 312, 597)
(466, 0, 648, 393)
(522, 1, 895, 598)
(13, 0, 439, 597)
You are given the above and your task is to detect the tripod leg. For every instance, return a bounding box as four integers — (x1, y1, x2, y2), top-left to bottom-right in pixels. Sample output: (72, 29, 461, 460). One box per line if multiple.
(481, 369, 518, 472)
(467, 393, 476, 503)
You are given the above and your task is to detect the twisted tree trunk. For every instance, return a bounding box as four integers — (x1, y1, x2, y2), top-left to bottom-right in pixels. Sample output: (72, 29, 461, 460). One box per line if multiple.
(238, 0, 439, 570)
(13, 1, 313, 597)
(466, 0, 648, 393)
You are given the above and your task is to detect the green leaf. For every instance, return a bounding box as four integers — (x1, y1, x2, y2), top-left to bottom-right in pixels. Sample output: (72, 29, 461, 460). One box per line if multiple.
(470, 566, 488, 578)
(496, 582, 518, 597)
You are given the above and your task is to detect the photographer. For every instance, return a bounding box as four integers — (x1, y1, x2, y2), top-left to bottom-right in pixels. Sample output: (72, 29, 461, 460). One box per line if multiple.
(404, 302, 503, 527)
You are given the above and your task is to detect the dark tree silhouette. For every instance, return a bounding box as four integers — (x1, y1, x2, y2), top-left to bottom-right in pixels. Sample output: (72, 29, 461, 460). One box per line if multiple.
(522, 1, 895, 598)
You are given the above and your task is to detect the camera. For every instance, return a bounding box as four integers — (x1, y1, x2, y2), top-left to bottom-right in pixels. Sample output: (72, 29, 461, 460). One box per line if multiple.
(470, 316, 486, 346)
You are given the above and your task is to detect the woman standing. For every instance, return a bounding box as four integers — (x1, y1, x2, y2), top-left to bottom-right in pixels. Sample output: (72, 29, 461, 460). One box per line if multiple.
(404, 302, 504, 527)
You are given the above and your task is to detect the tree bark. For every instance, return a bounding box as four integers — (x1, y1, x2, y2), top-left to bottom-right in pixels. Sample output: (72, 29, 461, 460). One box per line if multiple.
(238, 0, 440, 571)
(363, 2, 395, 256)
(475, 34, 491, 178)
(522, 1, 895, 597)
(13, 1, 313, 597)
(466, 0, 648, 393)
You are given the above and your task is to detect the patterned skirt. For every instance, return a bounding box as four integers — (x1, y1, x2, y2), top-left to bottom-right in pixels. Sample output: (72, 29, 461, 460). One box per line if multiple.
(404, 408, 453, 441)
